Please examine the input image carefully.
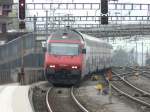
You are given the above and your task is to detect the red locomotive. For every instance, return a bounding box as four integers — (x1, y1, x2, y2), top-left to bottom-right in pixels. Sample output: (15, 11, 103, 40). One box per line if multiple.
(44, 27, 112, 85)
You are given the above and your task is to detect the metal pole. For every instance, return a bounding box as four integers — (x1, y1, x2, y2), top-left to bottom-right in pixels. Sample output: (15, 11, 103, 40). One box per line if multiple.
(115, 12, 117, 24)
(68, 14, 69, 26)
(53, 10, 55, 29)
(33, 15, 37, 51)
(108, 80, 112, 103)
(21, 36, 24, 85)
(33, 15, 37, 33)
(136, 41, 138, 64)
(46, 10, 48, 40)
(58, 13, 60, 29)
(33, 15, 37, 67)
(142, 40, 143, 67)
(21, 38, 24, 70)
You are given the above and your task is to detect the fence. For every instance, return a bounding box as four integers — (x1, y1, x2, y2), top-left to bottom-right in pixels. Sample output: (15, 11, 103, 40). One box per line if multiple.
(0, 33, 45, 84)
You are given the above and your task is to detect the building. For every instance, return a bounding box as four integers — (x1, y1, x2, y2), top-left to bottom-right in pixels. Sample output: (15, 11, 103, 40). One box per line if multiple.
(0, 0, 13, 33)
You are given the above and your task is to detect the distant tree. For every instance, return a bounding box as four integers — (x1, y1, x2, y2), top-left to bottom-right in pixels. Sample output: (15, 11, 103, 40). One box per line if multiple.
(112, 48, 130, 67)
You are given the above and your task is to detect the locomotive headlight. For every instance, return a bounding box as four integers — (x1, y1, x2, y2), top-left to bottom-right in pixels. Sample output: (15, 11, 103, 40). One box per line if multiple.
(72, 66, 78, 69)
(49, 65, 55, 68)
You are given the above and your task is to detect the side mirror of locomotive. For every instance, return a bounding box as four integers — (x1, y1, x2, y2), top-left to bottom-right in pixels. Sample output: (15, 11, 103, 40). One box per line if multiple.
(82, 48, 86, 54)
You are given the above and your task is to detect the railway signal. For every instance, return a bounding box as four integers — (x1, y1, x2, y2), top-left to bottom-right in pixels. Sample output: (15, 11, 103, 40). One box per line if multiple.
(101, 0, 108, 24)
(19, 0, 25, 20)
(101, 0, 108, 14)
(19, 0, 26, 29)
(101, 15, 108, 25)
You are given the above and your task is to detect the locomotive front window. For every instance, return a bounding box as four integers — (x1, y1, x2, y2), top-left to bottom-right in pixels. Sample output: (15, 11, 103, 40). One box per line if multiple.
(48, 43, 79, 56)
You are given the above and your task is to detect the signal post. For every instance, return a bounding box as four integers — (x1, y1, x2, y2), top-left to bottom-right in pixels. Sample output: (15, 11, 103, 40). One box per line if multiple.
(18, 0, 26, 84)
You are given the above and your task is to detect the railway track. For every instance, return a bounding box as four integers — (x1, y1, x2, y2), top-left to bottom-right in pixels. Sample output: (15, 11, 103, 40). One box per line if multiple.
(46, 86, 89, 112)
(142, 71, 150, 78)
(123, 66, 150, 79)
(113, 66, 150, 79)
(112, 71, 150, 108)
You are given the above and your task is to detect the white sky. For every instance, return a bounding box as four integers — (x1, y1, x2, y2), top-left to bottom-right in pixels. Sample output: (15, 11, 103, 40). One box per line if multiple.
(13, 0, 150, 3)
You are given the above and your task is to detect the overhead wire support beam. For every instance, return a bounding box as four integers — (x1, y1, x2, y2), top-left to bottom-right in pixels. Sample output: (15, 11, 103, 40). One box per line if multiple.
(12, 2, 150, 10)
(35, 27, 150, 38)
(21, 16, 150, 22)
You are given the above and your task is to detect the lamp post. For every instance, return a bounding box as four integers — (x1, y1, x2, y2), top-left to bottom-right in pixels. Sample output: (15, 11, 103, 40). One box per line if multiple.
(45, 10, 48, 40)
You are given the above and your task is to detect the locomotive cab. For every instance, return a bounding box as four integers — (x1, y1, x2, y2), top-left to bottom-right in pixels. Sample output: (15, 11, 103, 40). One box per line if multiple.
(44, 28, 84, 85)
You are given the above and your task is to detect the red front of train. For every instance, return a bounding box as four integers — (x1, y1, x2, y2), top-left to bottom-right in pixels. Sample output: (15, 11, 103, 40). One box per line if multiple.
(44, 28, 85, 85)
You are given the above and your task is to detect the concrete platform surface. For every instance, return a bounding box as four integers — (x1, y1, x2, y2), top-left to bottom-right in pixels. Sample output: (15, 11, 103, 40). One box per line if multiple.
(0, 84, 33, 112)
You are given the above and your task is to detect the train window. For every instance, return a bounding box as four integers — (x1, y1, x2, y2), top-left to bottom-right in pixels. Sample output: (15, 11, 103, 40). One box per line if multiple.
(48, 43, 79, 56)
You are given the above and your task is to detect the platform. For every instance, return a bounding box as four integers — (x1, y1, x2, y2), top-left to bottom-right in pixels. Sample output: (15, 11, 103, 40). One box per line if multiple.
(0, 84, 33, 112)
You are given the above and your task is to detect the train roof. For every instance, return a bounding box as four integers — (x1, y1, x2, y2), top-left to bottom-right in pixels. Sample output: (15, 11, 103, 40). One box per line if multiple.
(82, 33, 112, 48)
(48, 27, 84, 42)
(48, 27, 112, 49)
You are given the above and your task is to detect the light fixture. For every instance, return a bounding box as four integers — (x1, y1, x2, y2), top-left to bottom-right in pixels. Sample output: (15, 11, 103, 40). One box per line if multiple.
(72, 66, 78, 69)
(49, 65, 55, 68)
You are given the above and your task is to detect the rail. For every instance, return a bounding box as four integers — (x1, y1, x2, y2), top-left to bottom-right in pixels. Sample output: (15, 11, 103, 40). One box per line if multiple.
(46, 88, 53, 112)
(113, 71, 150, 96)
(112, 71, 150, 107)
(71, 87, 89, 112)
(46, 87, 89, 112)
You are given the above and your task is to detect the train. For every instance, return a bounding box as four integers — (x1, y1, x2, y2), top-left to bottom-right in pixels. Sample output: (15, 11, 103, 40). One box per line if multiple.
(44, 27, 112, 85)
